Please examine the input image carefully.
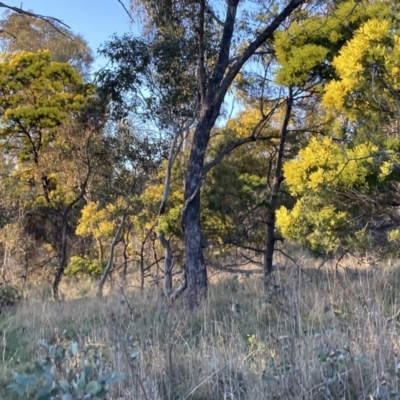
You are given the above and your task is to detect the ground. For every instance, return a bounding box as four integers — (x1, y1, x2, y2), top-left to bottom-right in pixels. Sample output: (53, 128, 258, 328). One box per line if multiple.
(1, 255, 400, 399)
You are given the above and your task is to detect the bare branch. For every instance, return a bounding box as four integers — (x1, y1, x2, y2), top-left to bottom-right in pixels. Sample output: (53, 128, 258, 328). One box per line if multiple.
(117, 0, 135, 23)
(216, 0, 305, 105)
(0, 29, 15, 39)
(203, 134, 276, 175)
(0, 2, 73, 38)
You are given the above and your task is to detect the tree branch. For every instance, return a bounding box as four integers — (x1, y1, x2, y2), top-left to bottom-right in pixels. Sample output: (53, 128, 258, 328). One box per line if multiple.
(216, 0, 305, 105)
(0, 2, 72, 38)
(117, 0, 135, 23)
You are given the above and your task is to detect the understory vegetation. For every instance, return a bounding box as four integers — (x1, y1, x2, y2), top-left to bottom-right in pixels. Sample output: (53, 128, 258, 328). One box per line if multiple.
(2, 254, 400, 399)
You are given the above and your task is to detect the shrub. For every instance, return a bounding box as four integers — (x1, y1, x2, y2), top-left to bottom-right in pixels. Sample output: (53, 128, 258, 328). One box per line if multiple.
(8, 339, 124, 399)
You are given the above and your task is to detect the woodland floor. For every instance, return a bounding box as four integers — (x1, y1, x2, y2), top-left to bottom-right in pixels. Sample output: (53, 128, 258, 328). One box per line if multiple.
(1, 255, 400, 399)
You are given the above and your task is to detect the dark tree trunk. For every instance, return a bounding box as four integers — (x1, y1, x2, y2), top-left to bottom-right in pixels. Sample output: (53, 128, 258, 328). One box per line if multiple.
(181, 0, 304, 308)
(53, 214, 68, 300)
(182, 107, 219, 307)
(122, 239, 129, 283)
(263, 88, 293, 292)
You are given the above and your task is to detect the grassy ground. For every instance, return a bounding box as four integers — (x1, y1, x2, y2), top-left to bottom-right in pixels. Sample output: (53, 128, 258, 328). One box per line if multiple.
(1, 257, 400, 399)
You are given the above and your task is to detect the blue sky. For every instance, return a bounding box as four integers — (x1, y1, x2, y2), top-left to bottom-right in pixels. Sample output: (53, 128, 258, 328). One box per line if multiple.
(4, 0, 134, 69)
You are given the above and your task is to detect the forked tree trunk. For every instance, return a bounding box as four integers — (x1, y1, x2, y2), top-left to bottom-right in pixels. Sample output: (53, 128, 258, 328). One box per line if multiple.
(97, 214, 127, 298)
(182, 0, 304, 308)
(263, 88, 293, 291)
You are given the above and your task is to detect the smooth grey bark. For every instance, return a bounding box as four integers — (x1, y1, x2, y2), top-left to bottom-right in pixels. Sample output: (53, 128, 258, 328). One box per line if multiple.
(181, 0, 305, 308)
(97, 213, 127, 298)
(263, 88, 293, 292)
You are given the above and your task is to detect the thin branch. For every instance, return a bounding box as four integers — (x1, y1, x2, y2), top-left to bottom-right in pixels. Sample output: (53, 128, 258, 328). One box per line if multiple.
(0, 29, 16, 39)
(216, 0, 305, 105)
(203, 100, 284, 174)
(117, 0, 135, 23)
(197, 0, 207, 103)
(0, 2, 72, 38)
(203, 134, 275, 175)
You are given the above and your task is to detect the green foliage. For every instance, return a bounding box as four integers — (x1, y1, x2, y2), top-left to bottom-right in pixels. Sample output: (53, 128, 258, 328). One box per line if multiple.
(277, 136, 400, 255)
(0, 12, 93, 78)
(0, 51, 87, 163)
(65, 256, 105, 278)
(274, 0, 393, 86)
(0, 284, 21, 307)
(7, 339, 124, 399)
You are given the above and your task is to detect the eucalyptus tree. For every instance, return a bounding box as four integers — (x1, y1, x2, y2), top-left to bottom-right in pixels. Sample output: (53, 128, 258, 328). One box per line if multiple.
(0, 11, 93, 78)
(127, 0, 310, 307)
(97, 21, 201, 300)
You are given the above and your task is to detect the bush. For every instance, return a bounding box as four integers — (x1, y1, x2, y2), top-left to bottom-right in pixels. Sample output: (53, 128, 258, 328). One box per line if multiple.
(8, 339, 124, 399)
(65, 256, 105, 278)
(0, 284, 21, 310)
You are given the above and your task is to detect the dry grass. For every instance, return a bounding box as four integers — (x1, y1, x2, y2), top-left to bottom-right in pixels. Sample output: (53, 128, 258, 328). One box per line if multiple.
(1, 256, 400, 399)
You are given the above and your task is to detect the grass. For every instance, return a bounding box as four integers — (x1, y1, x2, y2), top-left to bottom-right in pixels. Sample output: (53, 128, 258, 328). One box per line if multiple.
(1, 255, 400, 399)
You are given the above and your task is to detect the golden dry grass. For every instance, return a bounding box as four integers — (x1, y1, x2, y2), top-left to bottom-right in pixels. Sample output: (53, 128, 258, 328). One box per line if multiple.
(1, 255, 400, 399)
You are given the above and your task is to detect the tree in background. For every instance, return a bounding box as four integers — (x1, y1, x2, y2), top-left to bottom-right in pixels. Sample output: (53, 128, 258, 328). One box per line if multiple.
(0, 11, 93, 78)
(0, 51, 105, 298)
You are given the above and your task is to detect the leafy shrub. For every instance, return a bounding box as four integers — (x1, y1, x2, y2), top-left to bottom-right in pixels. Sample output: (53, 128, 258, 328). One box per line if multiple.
(65, 256, 105, 278)
(0, 284, 21, 309)
(8, 339, 124, 399)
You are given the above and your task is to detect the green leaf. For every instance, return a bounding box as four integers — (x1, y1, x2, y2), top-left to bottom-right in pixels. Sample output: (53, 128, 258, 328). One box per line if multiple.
(13, 372, 37, 388)
(7, 383, 25, 396)
(71, 341, 78, 357)
(59, 379, 71, 393)
(130, 351, 139, 360)
(105, 372, 125, 385)
(77, 371, 86, 389)
(85, 380, 101, 395)
(85, 365, 94, 380)
(34, 383, 54, 400)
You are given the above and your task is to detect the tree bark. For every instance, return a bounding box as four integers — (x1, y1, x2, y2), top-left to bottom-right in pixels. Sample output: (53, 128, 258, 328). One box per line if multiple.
(97, 214, 127, 298)
(53, 213, 69, 301)
(182, 0, 304, 308)
(182, 107, 219, 307)
(52, 166, 90, 300)
(263, 88, 293, 292)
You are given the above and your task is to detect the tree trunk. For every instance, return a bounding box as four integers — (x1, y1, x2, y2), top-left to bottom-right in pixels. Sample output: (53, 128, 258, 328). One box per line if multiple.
(181, 0, 304, 308)
(53, 214, 68, 300)
(122, 239, 129, 284)
(97, 214, 126, 298)
(181, 107, 218, 307)
(96, 237, 104, 264)
(159, 232, 174, 297)
(263, 88, 293, 292)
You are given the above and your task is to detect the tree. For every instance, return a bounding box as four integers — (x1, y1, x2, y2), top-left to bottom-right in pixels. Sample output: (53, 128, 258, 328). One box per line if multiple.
(0, 11, 93, 78)
(0, 3, 70, 32)
(97, 28, 199, 302)
(0, 50, 103, 298)
(129, 0, 307, 307)
(276, 8, 400, 257)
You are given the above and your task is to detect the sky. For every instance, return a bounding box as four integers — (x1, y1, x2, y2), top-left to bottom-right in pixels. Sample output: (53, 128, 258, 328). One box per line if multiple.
(4, 0, 135, 69)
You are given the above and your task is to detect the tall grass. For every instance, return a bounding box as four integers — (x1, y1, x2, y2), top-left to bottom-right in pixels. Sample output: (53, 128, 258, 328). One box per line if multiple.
(1, 256, 400, 399)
